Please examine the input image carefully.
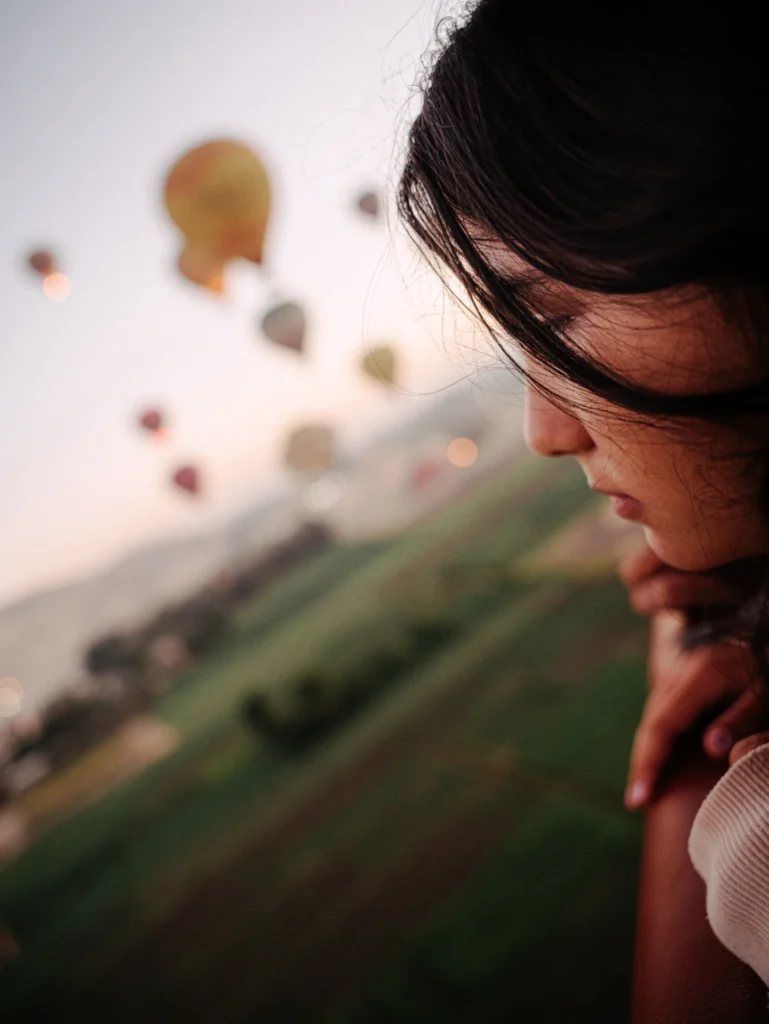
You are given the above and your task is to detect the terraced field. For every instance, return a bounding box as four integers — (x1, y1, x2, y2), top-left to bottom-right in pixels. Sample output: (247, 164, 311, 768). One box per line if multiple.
(0, 455, 648, 1023)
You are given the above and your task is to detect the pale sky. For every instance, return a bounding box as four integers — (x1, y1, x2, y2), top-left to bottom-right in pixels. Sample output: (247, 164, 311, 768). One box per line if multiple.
(0, 0, 470, 608)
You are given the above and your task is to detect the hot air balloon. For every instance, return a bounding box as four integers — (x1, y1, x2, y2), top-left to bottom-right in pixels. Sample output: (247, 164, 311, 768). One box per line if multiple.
(261, 301, 306, 354)
(26, 249, 71, 301)
(140, 409, 163, 433)
(357, 191, 380, 219)
(284, 425, 336, 476)
(164, 139, 271, 295)
(361, 345, 397, 388)
(177, 247, 226, 296)
(139, 408, 169, 443)
(27, 250, 56, 276)
(172, 465, 201, 496)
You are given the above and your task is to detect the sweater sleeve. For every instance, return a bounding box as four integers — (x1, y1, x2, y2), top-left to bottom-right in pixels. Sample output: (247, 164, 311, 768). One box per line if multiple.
(689, 742, 769, 988)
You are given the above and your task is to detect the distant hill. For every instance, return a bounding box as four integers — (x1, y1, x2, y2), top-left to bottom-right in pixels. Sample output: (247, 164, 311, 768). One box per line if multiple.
(0, 375, 523, 716)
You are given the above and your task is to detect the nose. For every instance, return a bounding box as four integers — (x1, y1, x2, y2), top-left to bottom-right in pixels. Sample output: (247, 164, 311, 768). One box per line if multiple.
(523, 385, 594, 459)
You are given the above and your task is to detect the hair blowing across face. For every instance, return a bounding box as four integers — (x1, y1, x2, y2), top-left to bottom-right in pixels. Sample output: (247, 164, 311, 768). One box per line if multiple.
(398, 9, 769, 677)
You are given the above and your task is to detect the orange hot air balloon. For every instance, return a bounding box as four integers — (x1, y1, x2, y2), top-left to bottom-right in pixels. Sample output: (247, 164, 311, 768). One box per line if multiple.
(28, 250, 56, 276)
(172, 465, 201, 496)
(357, 191, 380, 219)
(164, 139, 271, 294)
(177, 247, 226, 296)
(361, 345, 397, 388)
(261, 301, 306, 354)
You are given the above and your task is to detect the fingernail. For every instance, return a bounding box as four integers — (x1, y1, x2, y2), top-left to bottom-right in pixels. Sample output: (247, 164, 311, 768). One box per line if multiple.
(625, 781, 649, 809)
(709, 728, 732, 756)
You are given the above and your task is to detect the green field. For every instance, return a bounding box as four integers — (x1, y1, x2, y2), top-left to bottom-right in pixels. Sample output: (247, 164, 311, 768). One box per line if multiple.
(0, 455, 647, 1023)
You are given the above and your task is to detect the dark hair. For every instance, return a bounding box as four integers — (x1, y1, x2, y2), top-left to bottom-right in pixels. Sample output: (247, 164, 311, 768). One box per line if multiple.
(399, 10, 769, 678)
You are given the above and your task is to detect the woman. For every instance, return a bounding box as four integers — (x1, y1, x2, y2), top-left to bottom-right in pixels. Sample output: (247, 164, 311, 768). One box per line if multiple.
(398, 10, 769, 985)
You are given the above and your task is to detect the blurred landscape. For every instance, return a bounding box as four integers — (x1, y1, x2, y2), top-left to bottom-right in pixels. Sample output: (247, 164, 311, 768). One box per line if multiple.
(2, 3, 651, 1020)
(0, 430, 648, 1022)
(0, 377, 516, 720)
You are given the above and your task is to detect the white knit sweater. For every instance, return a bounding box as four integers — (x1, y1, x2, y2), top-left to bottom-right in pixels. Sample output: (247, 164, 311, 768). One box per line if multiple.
(689, 743, 769, 987)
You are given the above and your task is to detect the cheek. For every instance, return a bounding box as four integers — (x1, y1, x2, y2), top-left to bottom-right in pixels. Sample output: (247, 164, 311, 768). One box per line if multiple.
(587, 418, 768, 570)
(643, 442, 766, 569)
(588, 415, 747, 509)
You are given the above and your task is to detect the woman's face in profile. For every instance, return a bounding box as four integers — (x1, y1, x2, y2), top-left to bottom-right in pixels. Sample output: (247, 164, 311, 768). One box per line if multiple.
(480, 245, 769, 572)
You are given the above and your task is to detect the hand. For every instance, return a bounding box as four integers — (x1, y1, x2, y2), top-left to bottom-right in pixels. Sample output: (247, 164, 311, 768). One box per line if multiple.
(618, 541, 766, 809)
(619, 542, 736, 617)
(625, 611, 764, 808)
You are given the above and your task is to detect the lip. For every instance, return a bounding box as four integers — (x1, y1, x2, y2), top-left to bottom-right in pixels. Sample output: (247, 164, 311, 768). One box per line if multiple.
(609, 494, 643, 520)
(591, 488, 643, 521)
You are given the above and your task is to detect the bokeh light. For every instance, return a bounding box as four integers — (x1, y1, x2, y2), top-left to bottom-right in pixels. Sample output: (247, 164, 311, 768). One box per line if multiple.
(304, 474, 344, 512)
(0, 678, 23, 718)
(42, 272, 72, 302)
(447, 437, 478, 468)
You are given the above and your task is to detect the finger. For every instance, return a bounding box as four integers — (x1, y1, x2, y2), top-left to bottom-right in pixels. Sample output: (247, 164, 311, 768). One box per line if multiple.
(619, 544, 665, 589)
(729, 731, 769, 767)
(626, 651, 745, 807)
(630, 571, 736, 616)
(625, 683, 704, 808)
(625, 711, 677, 809)
(704, 686, 767, 759)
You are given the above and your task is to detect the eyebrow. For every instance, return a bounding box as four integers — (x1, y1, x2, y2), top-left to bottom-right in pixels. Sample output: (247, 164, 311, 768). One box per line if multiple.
(479, 241, 581, 309)
(506, 271, 577, 313)
(486, 259, 556, 297)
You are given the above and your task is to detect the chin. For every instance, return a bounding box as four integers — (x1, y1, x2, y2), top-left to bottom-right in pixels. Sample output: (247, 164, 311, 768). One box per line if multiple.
(642, 526, 728, 573)
(643, 524, 769, 573)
